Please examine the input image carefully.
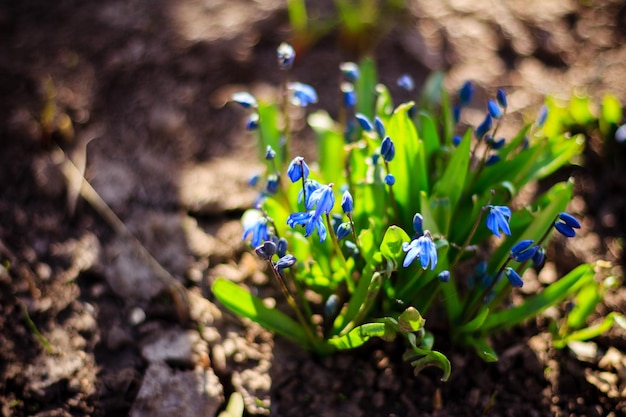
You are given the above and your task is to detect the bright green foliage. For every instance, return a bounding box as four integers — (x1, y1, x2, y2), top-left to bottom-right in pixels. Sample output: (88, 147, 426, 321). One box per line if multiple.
(213, 55, 623, 379)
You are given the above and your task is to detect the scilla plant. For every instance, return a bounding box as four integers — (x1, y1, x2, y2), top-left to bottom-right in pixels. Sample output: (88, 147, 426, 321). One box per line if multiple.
(213, 43, 601, 380)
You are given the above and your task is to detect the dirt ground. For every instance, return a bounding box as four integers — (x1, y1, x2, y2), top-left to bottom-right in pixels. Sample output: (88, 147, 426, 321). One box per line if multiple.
(1, 0, 626, 416)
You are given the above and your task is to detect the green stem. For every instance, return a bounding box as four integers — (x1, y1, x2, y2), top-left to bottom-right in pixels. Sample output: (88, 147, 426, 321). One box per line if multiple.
(267, 260, 318, 349)
(346, 213, 362, 255)
(449, 191, 495, 271)
(462, 258, 510, 324)
(325, 213, 354, 293)
(384, 161, 400, 221)
(281, 74, 291, 173)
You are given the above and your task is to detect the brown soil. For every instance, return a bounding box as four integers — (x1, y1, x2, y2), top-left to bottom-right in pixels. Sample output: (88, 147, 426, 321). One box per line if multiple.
(1, 1, 625, 416)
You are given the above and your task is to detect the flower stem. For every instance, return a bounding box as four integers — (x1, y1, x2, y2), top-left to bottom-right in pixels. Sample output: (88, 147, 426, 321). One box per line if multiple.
(450, 191, 494, 270)
(267, 260, 318, 349)
(280, 74, 291, 173)
(462, 258, 510, 324)
(325, 213, 354, 293)
(384, 161, 400, 221)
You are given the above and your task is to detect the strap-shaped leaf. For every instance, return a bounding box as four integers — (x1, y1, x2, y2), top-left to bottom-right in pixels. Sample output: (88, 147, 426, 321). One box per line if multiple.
(387, 102, 425, 221)
(309, 110, 345, 184)
(481, 264, 595, 333)
(212, 278, 312, 349)
(328, 322, 387, 350)
(432, 128, 472, 211)
(465, 336, 498, 362)
(556, 312, 626, 349)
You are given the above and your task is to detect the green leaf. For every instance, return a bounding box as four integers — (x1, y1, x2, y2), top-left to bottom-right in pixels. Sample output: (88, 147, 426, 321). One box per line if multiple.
(459, 306, 490, 333)
(404, 348, 452, 381)
(328, 322, 387, 350)
(380, 225, 411, 267)
(533, 134, 584, 179)
(212, 278, 311, 348)
(286, 0, 308, 34)
(356, 58, 377, 119)
(482, 264, 596, 333)
(567, 282, 601, 330)
(601, 93, 622, 124)
(569, 94, 594, 125)
(217, 392, 245, 417)
(309, 110, 345, 183)
(557, 312, 626, 349)
(498, 124, 531, 161)
(432, 128, 472, 211)
(466, 336, 498, 362)
(397, 307, 425, 333)
(257, 101, 282, 168)
(600, 93, 623, 135)
(419, 191, 440, 235)
(418, 112, 440, 167)
(387, 102, 426, 221)
(375, 84, 394, 117)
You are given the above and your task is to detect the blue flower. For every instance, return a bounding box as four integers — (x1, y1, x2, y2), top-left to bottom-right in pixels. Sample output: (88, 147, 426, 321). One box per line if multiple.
(255, 240, 277, 260)
(341, 190, 353, 214)
(532, 246, 545, 269)
(475, 114, 493, 139)
(336, 222, 352, 240)
(298, 179, 321, 207)
(459, 81, 474, 107)
(510, 240, 537, 262)
(231, 92, 257, 108)
(380, 137, 395, 162)
(497, 88, 508, 109)
(307, 183, 335, 217)
(397, 74, 415, 91)
(342, 83, 357, 109)
(355, 113, 373, 131)
(384, 173, 395, 186)
(453, 106, 461, 124)
(266, 175, 280, 194)
(437, 270, 451, 282)
(276, 238, 289, 258)
(486, 205, 511, 238)
(287, 156, 310, 182)
(536, 105, 548, 127)
(245, 113, 259, 130)
(491, 137, 506, 149)
(554, 212, 580, 238)
(277, 42, 295, 70)
(374, 116, 386, 138)
(243, 213, 269, 247)
(289, 82, 318, 107)
(340, 62, 359, 82)
(248, 173, 261, 187)
(486, 154, 501, 166)
(488, 100, 503, 119)
(275, 254, 297, 272)
(287, 211, 327, 242)
(412, 213, 423, 236)
(265, 145, 276, 160)
(504, 267, 523, 288)
(402, 233, 438, 270)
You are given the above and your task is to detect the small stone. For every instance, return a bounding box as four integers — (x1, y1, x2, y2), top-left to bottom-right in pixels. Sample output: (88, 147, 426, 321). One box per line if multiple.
(141, 328, 200, 365)
(568, 341, 598, 362)
(129, 307, 146, 326)
(130, 362, 223, 417)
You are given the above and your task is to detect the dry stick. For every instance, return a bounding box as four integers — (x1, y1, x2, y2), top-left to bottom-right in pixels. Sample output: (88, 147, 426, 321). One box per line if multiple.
(53, 146, 190, 324)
